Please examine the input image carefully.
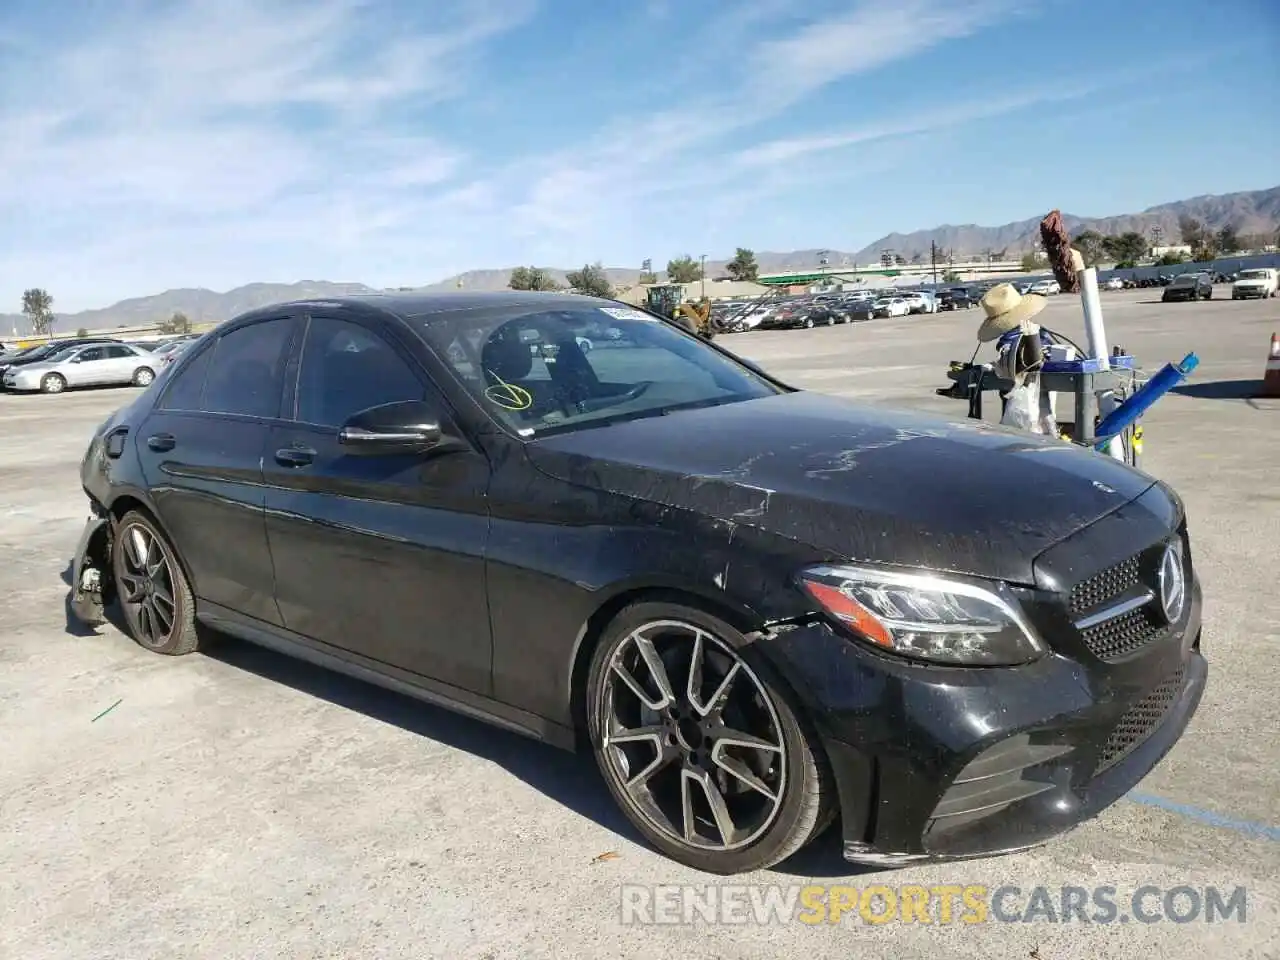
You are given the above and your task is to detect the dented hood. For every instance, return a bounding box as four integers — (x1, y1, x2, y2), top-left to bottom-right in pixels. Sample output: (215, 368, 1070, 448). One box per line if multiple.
(526, 391, 1158, 584)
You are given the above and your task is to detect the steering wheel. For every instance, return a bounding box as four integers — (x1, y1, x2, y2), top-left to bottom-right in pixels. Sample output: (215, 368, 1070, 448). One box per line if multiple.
(575, 380, 653, 415)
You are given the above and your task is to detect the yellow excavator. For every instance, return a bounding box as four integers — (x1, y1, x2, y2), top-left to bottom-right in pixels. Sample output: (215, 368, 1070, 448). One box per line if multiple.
(646, 285, 716, 339)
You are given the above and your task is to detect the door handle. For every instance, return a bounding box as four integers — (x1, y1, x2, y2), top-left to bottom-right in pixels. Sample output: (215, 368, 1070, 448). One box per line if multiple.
(275, 446, 316, 467)
(147, 433, 176, 452)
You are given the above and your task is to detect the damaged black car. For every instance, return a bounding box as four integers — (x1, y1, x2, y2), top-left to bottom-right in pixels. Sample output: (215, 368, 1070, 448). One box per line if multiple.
(70, 291, 1206, 875)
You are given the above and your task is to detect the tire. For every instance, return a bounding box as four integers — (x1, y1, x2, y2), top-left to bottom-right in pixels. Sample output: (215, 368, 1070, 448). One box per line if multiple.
(586, 601, 834, 875)
(133, 366, 155, 387)
(111, 509, 201, 656)
(41, 373, 66, 394)
(802, 317, 814, 329)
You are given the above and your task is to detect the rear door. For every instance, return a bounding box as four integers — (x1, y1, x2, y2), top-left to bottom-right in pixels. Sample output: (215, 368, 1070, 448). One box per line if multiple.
(102, 344, 141, 384)
(136, 314, 299, 625)
(262, 311, 494, 694)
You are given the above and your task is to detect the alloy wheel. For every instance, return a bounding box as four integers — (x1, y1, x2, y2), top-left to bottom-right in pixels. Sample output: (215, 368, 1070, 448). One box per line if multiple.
(42, 374, 65, 394)
(117, 522, 178, 649)
(599, 620, 786, 851)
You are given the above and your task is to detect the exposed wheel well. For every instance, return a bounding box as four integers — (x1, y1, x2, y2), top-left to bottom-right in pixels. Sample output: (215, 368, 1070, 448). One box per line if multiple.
(107, 495, 197, 591)
(567, 586, 761, 751)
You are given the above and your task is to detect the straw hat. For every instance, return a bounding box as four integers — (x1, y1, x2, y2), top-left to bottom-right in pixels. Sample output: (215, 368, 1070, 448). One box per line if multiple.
(976, 283, 1047, 342)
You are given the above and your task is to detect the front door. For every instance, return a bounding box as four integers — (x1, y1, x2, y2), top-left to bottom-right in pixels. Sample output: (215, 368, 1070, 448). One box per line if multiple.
(262, 313, 493, 695)
(135, 315, 298, 626)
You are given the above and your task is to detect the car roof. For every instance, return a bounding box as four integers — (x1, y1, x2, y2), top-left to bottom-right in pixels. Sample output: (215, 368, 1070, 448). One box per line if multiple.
(230, 291, 614, 326)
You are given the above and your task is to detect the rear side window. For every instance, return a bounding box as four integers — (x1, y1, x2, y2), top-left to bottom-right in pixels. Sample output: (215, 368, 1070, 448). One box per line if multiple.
(202, 319, 293, 418)
(159, 344, 213, 411)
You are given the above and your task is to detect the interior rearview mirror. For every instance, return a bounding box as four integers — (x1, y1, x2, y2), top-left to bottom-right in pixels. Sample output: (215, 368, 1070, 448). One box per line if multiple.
(338, 399, 446, 456)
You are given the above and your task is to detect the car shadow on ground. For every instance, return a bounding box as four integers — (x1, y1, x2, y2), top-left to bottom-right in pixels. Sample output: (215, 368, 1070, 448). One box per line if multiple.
(59, 556, 868, 878)
(200, 626, 868, 879)
(1172, 379, 1264, 401)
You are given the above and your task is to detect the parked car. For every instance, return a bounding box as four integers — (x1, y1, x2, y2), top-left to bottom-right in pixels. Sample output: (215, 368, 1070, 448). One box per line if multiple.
(872, 297, 911, 318)
(1230, 268, 1277, 300)
(1026, 279, 1060, 296)
(901, 292, 937, 315)
(68, 291, 1206, 876)
(1161, 273, 1213, 302)
(936, 288, 978, 311)
(1101, 277, 1124, 291)
(2, 342, 157, 393)
(152, 338, 197, 368)
(0, 337, 122, 383)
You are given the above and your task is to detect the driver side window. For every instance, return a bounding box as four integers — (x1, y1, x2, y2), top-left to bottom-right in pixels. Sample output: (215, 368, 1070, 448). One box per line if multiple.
(294, 316, 426, 427)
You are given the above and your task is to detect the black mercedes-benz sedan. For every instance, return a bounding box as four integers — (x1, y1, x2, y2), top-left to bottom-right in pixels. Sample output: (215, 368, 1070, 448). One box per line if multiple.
(69, 291, 1206, 875)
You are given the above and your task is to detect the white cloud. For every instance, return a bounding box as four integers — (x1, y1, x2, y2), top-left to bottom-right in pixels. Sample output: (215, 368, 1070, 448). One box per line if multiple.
(0, 0, 534, 309)
(0, 0, 1045, 311)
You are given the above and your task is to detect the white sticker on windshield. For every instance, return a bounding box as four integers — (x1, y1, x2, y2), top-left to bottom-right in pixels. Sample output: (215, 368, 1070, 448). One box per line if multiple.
(598, 306, 655, 322)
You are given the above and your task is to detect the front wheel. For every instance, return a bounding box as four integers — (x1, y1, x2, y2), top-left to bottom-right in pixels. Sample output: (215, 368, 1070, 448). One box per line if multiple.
(111, 510, 201, 655)
(41, 373, 66, 394)
(133, 366, 155, 386)
(586, 602, 834, 875)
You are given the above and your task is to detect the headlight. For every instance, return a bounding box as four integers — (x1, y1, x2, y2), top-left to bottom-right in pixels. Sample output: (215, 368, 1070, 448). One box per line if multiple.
(798, 564, 1046, 666)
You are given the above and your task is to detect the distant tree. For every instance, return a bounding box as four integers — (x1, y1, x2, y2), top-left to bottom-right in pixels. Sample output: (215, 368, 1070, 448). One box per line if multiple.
(909, 252, 923, 265)
(1020, 251, 1045, 273)
(942, 270, 961, 283)
(1216, 224, 1240, 254)
(1102, 231, 1148, 268)
(565, 262, 613, 298)
(75, 327, 89, 338)
(22, 288, 55, 336)
(1178, 216, 1206, 247)
(157, 311, 193, 335)
(1156, 251, 1188, 266)
(638, 270, 659, 285)
(1190, 237, 1218, 263)
(1071, 230, 1109, 268)
(725, 248, 759, 282)
(508, 266, 560, 291)
(666, 255, 701, 284)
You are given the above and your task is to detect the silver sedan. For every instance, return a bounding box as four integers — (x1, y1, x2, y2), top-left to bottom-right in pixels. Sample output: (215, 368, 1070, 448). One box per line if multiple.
(2, 342, 158, 394)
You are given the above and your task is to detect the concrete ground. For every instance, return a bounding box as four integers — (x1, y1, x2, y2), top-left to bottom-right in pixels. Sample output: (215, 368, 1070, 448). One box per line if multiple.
(1, 287, 1277, 959)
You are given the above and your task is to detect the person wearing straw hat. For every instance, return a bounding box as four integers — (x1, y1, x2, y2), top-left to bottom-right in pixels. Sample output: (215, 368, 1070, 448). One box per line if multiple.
(976, 283, 1056, 431)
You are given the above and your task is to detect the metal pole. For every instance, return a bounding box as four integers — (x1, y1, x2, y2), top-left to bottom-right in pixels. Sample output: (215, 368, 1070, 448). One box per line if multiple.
(700, 255, 706, 299)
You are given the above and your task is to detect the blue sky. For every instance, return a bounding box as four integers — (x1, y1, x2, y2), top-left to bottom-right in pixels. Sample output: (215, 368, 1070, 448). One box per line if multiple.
(1, 0, 1276, 312)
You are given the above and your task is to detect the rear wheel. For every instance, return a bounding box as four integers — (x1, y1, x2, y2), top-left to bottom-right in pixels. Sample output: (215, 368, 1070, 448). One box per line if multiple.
(40, 373, 66, 394)
(586, 602, 834, 875)
(111, 510, 201, 655)
(133, 366, 155, 386)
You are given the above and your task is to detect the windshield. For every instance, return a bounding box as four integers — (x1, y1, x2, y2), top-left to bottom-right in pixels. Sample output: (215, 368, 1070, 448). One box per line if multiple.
(419, 302, 783, 437)
(1172, 274, 1201, 285)
(1238, 270, 1268, 280)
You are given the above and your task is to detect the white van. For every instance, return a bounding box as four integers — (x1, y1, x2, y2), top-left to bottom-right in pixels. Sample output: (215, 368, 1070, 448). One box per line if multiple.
(1231, 268, 1278, 299)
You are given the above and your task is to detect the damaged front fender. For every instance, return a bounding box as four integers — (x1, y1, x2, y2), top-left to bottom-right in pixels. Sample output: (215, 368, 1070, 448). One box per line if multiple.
(69, 514, 113, 626)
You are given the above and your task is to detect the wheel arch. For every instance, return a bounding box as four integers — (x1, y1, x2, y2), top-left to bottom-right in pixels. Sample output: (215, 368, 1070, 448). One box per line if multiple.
(106, 492, 199, 594)
(566, 583, 768, 751)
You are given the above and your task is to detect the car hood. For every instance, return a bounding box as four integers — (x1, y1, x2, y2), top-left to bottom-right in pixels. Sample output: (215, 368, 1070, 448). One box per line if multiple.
(526, 391, 1158, 584)
(7, 360, 57, 373)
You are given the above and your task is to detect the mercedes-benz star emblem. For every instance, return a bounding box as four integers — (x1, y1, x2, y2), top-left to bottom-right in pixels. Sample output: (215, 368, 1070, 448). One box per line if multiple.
(1158, 542, 1186, 624)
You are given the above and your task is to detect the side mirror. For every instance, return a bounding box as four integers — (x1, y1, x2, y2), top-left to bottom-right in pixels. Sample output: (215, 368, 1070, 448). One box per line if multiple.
(338, 399, 446, 456)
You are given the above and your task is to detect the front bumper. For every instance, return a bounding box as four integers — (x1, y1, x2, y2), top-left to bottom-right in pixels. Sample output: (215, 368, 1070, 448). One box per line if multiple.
(69, 512, 113, 625)
(1232, 288, 1266, 298)
(760, 571, 1205, 867)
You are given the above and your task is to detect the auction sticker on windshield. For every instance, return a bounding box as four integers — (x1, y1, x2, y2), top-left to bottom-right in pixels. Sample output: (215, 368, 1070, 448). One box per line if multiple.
(599, 307, 656, 322)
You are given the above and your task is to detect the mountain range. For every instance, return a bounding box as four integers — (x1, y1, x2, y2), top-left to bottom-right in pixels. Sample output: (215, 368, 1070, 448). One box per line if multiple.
(6, 186, 1277, 335)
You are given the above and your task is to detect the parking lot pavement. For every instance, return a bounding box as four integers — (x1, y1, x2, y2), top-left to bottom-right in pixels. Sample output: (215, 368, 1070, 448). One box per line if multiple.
(1, 287, 1277, 959)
